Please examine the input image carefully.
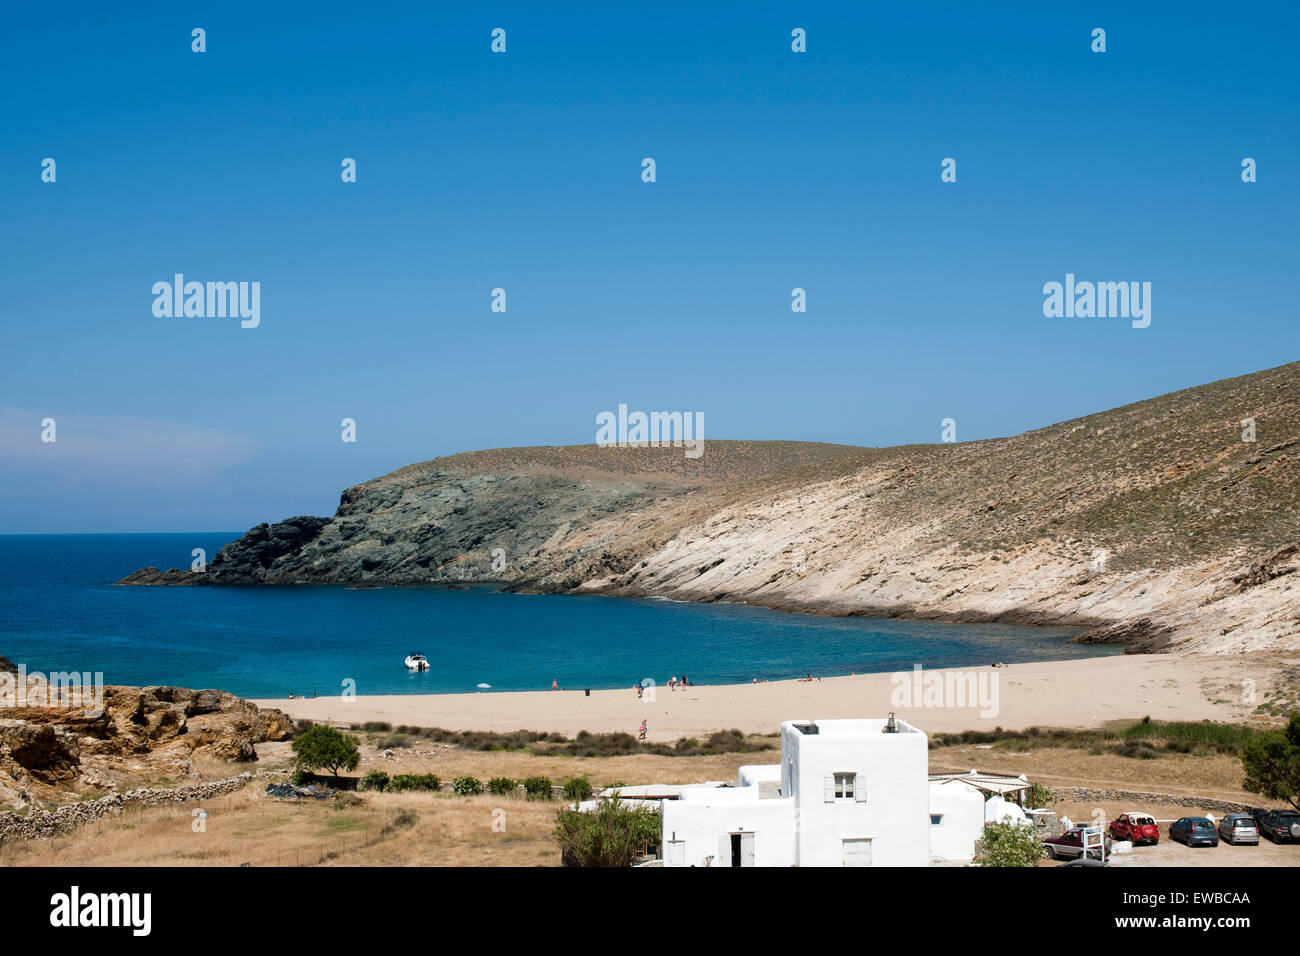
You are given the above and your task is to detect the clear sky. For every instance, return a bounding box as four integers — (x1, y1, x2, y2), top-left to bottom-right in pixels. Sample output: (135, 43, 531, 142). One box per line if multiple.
(2, 2, 1297, 532)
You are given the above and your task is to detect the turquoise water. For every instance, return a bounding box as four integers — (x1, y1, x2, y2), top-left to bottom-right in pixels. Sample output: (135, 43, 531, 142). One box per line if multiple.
(0, 534, 1118, 698)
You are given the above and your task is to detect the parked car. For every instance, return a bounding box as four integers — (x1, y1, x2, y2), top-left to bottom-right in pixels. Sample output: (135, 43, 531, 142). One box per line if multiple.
(1109, 812, 1160, 846)
(1169, 817, 1219, 847)
(1043, 827, 1108, 861)
(1218, 813, 1259, 846)
(1252, 809, 1300, 844)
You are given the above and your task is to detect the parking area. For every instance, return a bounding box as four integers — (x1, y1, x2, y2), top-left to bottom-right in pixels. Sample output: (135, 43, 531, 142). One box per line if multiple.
(1048, 799, 1300, 867)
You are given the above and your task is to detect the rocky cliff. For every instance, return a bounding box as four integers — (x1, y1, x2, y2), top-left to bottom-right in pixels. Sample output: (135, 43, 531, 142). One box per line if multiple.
(119, 362, 1300, 654)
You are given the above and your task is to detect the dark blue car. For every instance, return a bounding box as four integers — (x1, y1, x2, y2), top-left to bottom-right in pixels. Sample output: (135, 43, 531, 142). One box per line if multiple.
(1169, 817, 1219, 847)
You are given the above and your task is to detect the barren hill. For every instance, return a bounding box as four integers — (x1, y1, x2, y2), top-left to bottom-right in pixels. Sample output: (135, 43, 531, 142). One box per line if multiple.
(120, 363, 1300, 653)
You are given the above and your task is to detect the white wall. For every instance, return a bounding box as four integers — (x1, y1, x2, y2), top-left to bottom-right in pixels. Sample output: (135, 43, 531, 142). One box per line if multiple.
(927, 782, 986, 862)
(782, 719, 931, 867)
(661, 797, 795, 867)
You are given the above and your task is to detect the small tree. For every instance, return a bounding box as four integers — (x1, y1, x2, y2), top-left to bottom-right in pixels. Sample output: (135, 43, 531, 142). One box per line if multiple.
(1242, 713, 1300, 811)
(1026, 782, 1054, 808)
(292, 724, 360, 779)
(974, 821, 1044, 867)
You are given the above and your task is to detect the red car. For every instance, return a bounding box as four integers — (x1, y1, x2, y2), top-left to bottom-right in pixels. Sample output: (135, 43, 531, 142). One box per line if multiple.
(1109, 812, 1160, 845)
(1044, 827, 1108, 861)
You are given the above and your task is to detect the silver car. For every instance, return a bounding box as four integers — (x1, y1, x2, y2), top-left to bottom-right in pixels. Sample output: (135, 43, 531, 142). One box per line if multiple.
(1218, 813, 1259, 846)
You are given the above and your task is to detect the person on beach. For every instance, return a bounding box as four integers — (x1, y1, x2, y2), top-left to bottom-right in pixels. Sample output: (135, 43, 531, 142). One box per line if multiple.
(638, 719, 647, 741)
(551, 679, 558, 690)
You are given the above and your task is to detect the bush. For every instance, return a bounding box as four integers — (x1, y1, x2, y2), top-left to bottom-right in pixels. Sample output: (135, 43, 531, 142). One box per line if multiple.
(291, 724, 361, 779)
(389, 773, 441, 793)
(523, 776, 554, 800)
(360, 770, 391, 792)
(562, 775, 594, 802)
(291, 768, 315, 786)
(381, 808, 419, 836)
(453, 775, 484, 795)
(554, 797, 661, 866)
(487, 777, 516, 796)
(975, 821, 1044, 867)
(1242, 713, 1300, 810)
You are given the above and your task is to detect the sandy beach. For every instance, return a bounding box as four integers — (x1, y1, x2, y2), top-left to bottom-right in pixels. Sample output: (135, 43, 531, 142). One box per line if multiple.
(254, 653, 1288, 741)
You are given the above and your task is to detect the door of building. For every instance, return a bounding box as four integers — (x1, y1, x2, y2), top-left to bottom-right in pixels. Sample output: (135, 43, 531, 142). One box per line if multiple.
(729, 831, 756, 867)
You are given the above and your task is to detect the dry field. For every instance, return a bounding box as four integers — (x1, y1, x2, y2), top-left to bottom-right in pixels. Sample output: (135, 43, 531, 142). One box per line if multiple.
(2, 729, 1296, 867)
(0, 739, 773, 868)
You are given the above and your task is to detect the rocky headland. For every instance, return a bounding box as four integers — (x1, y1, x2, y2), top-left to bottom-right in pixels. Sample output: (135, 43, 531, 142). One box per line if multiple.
(119, 362, 1300, 654)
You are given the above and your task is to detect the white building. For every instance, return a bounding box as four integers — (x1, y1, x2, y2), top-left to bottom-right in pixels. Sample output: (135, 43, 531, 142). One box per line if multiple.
(659, 717, 986, 867)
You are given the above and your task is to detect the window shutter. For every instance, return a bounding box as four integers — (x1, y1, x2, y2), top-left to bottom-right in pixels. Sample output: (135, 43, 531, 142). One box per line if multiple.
(854, 775, 867, 802)
(824, 775, 835, 803)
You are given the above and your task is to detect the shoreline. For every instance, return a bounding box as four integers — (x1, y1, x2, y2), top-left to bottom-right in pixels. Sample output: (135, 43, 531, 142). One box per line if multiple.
(254, 653, 1286, 742)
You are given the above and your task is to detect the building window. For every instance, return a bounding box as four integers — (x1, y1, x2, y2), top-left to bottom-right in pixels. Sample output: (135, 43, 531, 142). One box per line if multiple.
(930, 814, 944, 826)
(834, 773, 856, 800)
(824, 772, 866, 803)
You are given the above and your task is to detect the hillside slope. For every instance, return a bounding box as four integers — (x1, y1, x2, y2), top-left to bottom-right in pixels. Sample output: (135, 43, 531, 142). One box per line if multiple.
(120, 363, 1300, 653)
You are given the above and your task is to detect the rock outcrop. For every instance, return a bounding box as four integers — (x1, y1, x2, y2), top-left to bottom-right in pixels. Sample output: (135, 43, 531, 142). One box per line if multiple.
(117, 361, 1300, 654)
(0, 683, 295, 811)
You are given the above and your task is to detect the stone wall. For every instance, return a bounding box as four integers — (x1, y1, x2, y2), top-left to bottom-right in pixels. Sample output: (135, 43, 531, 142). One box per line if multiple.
(0, 771, 271, 845)
(1051, 786, 1262, 815)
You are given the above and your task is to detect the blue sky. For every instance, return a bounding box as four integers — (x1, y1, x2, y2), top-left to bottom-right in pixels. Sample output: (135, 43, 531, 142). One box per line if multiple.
(2, 2, 1297, 532)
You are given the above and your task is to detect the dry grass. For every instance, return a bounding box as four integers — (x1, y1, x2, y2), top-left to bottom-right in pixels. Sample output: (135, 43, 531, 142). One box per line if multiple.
(0, 743, 768, 868)
(0, 786, 563, 867)
(931, 744, 1256, 800)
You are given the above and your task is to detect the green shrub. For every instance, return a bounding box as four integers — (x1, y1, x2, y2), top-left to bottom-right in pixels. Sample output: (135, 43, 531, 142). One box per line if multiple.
(975, 821, 1044, 867)
(291, 767, 315, 786)
(487, 777, 516, 796)
(562, 775, 594, 802)
(453, 775, 484, 796)
(554, 797, 661, 866)
(389, 773, 441, 792)
(360, 770, 391, 792)
(523, 776, 554, 800)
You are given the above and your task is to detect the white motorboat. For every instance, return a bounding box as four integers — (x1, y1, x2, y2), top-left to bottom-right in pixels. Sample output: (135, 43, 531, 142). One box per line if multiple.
(404, 653, 430, 671)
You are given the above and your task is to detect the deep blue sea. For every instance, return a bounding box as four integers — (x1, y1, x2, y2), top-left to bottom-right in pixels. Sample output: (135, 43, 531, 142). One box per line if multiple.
(0, 534, 1119, 698)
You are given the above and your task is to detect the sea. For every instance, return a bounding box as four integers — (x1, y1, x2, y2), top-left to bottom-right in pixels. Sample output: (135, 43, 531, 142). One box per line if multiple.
(0, 533, 1120, 699)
